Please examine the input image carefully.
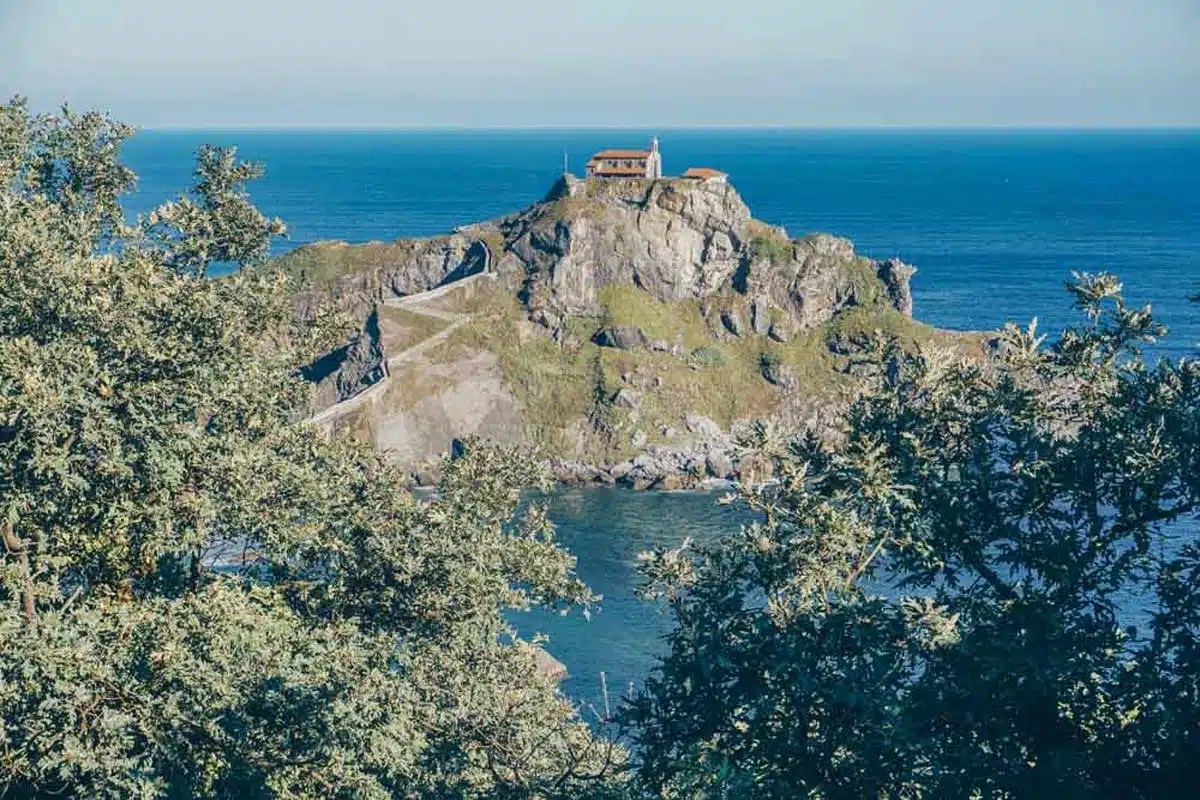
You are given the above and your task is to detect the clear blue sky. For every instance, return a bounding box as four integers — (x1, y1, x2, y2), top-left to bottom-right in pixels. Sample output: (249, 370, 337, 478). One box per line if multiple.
(3, 0, 1198, 127)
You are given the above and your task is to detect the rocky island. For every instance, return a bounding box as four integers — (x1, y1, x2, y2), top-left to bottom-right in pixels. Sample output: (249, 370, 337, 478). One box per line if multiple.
(279, 173, 979, 489)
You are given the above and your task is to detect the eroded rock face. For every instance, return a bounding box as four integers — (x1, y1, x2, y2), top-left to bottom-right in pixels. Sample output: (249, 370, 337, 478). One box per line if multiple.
(594, 325, 648, 350)
(506, 181, 915, 339)
(298, 308, 387, 410)
(876, 257, 917, 318)
(508, 179, 753, 316)
(741, 233, 883, 332)
(289, 236, 490, 404)
(518, 182, 742, 313)
(289, 177, 916, 415)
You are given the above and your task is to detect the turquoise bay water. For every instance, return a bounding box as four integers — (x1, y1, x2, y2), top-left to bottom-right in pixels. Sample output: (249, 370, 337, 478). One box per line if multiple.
(122, 129, 1199, 707)
(515, 488, 754, 711)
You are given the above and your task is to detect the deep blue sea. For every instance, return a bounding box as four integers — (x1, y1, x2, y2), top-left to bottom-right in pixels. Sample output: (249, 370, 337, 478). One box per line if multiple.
(123, 129, 1199, 708)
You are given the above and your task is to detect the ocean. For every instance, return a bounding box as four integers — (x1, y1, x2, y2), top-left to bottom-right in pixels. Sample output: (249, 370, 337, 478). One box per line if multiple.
(124, 128, 1200, 360)
(122, 128, 1199, 708)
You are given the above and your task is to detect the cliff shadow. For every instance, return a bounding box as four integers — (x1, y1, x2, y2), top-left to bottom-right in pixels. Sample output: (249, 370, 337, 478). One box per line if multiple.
(436, 240, 489, 287)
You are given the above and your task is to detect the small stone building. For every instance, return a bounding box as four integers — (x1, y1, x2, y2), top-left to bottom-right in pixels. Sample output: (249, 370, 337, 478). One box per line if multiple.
(682, 167, 729, 184)
(586, 138, 664, 179)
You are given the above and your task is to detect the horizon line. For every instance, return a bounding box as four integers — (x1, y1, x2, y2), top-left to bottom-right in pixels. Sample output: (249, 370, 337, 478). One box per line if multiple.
(140, 122, 1200, 132)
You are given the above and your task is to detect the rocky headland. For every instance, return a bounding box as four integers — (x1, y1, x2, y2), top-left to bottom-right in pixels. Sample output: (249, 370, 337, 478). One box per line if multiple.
(279, 175, 978, 489)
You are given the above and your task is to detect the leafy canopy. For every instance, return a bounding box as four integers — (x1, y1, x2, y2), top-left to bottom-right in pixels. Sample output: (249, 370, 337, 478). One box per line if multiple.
(0, 97, 626, 799)
(631, 274, 1199, 798)
(6, 94, 1196, 800)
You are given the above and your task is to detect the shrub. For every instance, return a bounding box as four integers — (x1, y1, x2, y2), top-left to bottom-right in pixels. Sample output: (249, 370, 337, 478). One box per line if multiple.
(0, 98, 623, 798)
(749, 233, 792, 266)
(691, 345, 727, 367)
(631, 274, 1200, 798)
(758, 350, 782, 375)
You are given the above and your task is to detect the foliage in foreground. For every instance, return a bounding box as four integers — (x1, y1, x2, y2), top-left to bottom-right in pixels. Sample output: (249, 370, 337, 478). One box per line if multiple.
(6, 94, 1199, 800)
(0, 97, 625, 798)
(632, 276, 1200, 798)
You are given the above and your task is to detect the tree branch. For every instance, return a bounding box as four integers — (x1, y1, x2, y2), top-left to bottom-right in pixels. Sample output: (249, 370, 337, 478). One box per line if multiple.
(2, 520, 36, 625)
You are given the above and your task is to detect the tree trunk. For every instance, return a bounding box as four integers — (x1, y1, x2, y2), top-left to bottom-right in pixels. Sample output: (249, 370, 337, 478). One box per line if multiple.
(190, 548, 201, 594)
(2, 520, 36, 626)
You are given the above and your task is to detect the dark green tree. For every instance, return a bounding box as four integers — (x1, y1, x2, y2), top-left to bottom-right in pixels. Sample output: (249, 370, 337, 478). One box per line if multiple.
(630, 275, 1199, 798)
(0, 97, 626, 798)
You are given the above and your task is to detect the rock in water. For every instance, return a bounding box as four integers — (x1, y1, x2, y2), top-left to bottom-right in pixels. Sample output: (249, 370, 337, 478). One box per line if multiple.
(609, 462, 632, 481)
(651, 474, 692, 491)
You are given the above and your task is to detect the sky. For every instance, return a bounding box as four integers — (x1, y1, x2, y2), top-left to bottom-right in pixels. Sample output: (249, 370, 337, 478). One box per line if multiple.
(2, 0, 1198, 128)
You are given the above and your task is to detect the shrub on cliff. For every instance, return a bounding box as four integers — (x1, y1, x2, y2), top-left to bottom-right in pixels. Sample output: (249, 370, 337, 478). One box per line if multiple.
(0, 98, 625, 798)
(748, 232, 791, 267)
(631, 276, 1200, 797)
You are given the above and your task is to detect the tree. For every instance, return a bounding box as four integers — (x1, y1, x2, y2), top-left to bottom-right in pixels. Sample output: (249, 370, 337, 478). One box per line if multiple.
(630, 274, 1199, 798)
(0, 97, 626, 798)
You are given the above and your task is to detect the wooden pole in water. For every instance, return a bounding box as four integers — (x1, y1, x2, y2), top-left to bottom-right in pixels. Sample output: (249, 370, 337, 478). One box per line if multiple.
(600, 671, 611, 721)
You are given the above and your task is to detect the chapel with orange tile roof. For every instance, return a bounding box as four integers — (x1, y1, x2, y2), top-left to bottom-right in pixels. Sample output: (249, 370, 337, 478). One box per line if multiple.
(585, 138, 663, 179)
(582, 138, 731, 184)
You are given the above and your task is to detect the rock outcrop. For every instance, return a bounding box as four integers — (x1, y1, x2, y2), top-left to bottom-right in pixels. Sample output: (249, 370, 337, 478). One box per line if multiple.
(288, 236, 492, 404)
(594, 325, 648, 350)
(298, 308, 387, 410)
(507, 177, 750, 317)
(283, 176, 916, 408)
(281, 175, 924, 487)
(503, 176, 914, 335)
(546, 413, 763, 490)
(876, 257, 916, 318)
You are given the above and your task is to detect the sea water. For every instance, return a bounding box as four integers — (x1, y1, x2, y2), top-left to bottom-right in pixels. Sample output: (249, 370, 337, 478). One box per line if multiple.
(122, 128, 1200, 707)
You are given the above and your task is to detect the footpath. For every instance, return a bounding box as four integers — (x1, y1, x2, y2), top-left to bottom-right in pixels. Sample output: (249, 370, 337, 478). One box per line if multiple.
(308, 271, 494, 428)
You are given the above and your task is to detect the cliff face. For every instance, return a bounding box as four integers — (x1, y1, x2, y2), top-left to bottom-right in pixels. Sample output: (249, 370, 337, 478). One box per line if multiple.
(278, 176, 916, 407)
(286, 236, 491, 405)
(500, 176, 913, 334)
(506, 177, 752, 318)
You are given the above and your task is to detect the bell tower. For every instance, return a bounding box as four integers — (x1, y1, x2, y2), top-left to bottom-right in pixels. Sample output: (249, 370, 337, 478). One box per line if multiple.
(648, 137, 663, 179)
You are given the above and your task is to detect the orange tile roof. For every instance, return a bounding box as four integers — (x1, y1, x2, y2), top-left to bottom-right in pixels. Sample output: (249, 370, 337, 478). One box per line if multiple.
(589, 166, 651, 176)
(683, 167, 728, 178)
(591, 149, 651, 159)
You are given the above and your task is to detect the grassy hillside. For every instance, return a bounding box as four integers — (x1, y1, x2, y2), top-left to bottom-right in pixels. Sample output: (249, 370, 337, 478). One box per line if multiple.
(420, 279, 980, 463)
(272, 240, 421, 290)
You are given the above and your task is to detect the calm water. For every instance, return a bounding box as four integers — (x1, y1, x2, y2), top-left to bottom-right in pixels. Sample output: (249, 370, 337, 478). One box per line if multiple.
(514, 488, 754, 711)
(122, 129, 1199, 707)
